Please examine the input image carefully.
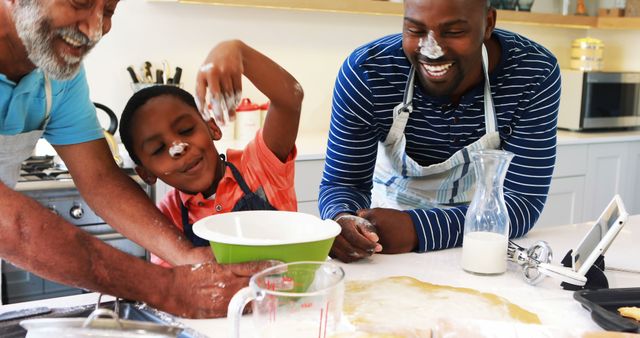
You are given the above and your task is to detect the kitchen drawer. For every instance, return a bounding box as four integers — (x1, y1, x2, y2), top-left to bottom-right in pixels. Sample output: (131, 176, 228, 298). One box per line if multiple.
(553, 144, 588, 178)
(295, 159, 325, 202)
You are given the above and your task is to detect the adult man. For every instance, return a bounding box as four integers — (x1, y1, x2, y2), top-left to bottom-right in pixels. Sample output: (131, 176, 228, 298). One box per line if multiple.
(319, 0, 560, 262)
(0, 0, 272, 317)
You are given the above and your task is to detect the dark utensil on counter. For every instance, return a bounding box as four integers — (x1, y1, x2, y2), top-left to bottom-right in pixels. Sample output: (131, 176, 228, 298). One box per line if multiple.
(574, 287, 640, 332)
(126, 66, 139, 84)
(143, 61, 153, 83)
(172, 67, 182, 85)
(156, 69, 164, 84)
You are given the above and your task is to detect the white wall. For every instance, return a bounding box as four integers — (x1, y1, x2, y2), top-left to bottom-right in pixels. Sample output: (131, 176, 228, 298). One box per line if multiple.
(84, 1, 640, 139)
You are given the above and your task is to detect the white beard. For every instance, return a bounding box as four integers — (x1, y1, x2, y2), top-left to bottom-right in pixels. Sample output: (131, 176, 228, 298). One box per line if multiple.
(12, 0, 100, 80)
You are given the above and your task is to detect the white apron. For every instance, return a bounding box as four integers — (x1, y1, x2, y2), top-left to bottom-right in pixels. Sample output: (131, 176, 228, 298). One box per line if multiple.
(372, 45, 501, 210)
(0, 74, 52, 304)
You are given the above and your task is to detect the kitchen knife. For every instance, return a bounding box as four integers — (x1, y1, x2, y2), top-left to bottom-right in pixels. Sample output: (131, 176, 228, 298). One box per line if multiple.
(126, 66, 139, 83)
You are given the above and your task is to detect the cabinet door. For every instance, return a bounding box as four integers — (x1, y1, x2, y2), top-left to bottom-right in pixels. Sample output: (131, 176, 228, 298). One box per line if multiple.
(553, 144, 588, 178)
(294, 159, 325, 202)
(536, 176, 585, 228)
(583, 143, 630, 221)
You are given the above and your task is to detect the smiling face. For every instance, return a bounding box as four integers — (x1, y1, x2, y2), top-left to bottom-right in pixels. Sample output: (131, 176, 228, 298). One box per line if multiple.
(131, 95, 224, 196)
(11, 0, 118, 80)
(402, 0, 495, 100)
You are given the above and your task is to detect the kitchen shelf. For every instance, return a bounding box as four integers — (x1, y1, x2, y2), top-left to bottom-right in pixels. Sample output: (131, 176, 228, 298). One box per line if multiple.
(153, 0, 640, 29)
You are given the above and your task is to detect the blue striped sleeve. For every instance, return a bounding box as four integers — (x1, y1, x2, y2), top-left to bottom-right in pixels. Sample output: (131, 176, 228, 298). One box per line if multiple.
(319, 51, 380, 220)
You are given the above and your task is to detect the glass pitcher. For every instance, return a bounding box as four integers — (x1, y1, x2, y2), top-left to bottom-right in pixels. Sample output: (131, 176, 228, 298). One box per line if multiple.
(461, 150, 514, 275)
(228, 261, 345, 338)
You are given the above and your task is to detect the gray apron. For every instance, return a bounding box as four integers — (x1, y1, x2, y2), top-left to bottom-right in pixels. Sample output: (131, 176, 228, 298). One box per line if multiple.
(372, 44, 501, 210)
(0, 74, 52, 304)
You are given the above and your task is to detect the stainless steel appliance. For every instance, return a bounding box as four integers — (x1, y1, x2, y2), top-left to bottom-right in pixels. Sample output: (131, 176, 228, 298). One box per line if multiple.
(559, 70, 640, 131)
(1, 156, 153, 304)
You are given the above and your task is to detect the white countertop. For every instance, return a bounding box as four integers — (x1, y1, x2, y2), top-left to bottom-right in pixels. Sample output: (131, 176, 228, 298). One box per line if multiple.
(557, 129, 640, 145)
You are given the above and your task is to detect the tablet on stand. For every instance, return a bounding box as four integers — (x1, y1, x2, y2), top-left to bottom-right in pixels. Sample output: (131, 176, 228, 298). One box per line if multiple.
(560, 194, 629, 290)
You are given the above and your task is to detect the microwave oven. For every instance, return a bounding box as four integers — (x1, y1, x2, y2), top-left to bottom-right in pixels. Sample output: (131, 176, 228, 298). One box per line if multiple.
(558, 70, 640, 131)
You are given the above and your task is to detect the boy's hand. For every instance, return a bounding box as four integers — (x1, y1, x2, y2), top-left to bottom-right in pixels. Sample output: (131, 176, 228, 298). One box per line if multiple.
(195, 40, 245, 126)
(162, 260, 280, 318)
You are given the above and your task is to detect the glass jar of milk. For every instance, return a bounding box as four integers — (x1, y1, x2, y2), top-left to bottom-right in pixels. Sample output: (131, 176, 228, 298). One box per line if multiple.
(461, 150, 514, 275)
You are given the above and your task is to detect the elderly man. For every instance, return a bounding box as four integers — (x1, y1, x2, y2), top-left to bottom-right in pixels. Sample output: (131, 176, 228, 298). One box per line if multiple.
(0, 0, 272, 318)
(320, 0, 560, 262)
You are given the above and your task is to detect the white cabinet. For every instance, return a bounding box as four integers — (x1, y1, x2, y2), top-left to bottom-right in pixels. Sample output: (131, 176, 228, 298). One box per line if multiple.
(536, 144, 588, 228)
(537, 138, 640, 228)
(536, 176, 585, 228)
(625, 142, 640, 215)
(583, 142, 631, 221)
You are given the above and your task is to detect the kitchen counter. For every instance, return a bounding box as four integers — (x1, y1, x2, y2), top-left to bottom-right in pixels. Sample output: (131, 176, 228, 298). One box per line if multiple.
(6, 216, 637, 336)
(557, 129, 640, 145)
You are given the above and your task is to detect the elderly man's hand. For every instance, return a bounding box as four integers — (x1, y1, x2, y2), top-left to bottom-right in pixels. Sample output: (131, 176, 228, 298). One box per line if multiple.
(330, 213, 383, 263)
(357, 208, 418, 254)
(163, 260, 279, 318)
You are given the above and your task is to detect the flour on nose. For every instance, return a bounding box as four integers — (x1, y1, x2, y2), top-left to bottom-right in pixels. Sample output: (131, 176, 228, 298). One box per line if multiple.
(169, 141, 189, 158)
(419, 31, 444, 59)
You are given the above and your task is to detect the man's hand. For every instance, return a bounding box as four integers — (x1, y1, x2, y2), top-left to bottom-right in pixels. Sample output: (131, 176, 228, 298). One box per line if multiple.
(330, 213, 383, 263)
(357, 208, 418, 254)
(162, 260, 279, 319)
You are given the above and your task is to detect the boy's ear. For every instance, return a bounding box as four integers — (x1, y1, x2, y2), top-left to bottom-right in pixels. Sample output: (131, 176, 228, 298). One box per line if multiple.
(135, 166, 157, 185)
(206, 119, 223, 141)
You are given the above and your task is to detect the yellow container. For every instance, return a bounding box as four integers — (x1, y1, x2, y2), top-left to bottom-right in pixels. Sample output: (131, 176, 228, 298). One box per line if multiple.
(570, 37, 604, 71)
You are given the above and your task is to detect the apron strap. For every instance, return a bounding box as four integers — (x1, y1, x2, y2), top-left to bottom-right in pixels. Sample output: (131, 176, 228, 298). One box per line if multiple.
(39, 74, 53, 129)
(223, 155, 254, 196)
(385, 67, 416, 143)
(481, 44, 497, 134)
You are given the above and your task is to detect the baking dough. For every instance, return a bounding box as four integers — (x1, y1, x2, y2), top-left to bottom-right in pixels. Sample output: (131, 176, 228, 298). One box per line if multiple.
(341, 276, 540, 336)
(618, 306, 640, 321)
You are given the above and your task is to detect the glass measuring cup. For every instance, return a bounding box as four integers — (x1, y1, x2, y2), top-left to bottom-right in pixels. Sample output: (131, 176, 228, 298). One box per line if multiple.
(228, 261, 345, 338)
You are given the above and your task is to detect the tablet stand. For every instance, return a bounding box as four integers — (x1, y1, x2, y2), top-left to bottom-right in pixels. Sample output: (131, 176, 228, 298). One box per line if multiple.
(560, 249, 609, 290)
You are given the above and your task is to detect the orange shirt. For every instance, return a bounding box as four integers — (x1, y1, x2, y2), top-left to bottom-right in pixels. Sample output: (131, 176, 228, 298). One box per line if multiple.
(151, 129, 297, 267)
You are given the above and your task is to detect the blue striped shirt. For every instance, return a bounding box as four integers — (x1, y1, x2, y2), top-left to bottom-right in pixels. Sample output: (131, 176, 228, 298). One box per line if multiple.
(318, 29, 560, 252)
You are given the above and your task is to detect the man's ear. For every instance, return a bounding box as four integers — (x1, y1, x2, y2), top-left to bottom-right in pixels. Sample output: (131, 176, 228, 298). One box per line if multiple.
(206, 119, 223, 141)
(135, 166, 157, 185)
(484, 7, 497, 41)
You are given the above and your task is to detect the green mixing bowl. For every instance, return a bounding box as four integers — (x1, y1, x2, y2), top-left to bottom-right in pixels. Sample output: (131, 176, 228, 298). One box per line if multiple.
(192, 211, 341, 264)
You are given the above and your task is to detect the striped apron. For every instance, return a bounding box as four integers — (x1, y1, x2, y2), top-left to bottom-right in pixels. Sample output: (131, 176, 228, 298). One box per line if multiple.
(372, 44, 501, 210)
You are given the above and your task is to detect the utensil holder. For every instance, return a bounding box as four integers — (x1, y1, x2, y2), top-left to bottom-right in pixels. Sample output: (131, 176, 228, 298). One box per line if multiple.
(130, 82, 182, 93)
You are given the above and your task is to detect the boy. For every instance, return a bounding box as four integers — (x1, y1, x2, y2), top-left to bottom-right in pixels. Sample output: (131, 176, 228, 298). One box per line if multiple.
(120, 40, 303, 266)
